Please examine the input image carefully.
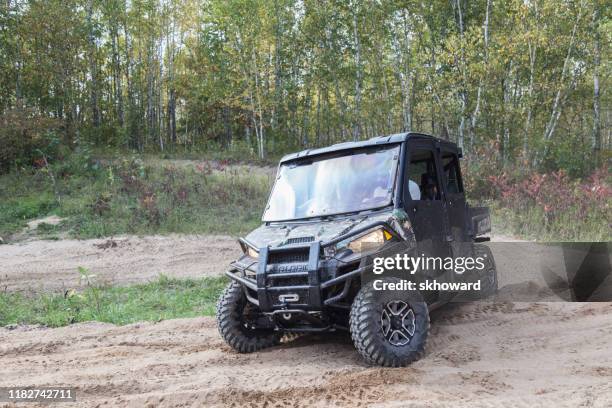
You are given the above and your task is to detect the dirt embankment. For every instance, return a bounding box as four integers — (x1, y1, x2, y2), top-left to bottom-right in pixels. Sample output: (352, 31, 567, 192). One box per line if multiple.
(0, 235, 241, 292)
(1, 302, 611, 407)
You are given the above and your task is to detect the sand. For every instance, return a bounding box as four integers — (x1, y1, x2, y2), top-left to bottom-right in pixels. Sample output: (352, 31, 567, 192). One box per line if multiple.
(0, 235, 241, 293)
(1, 234, 611, 407)
(1, 302, 610, 407)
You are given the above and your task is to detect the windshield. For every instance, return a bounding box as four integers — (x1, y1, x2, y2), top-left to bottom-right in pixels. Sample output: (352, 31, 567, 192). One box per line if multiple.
(263, 145, 400, 221)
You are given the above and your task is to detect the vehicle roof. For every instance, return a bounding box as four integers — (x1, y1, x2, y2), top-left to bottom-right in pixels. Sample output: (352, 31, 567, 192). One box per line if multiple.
(280, 132, 458, 163)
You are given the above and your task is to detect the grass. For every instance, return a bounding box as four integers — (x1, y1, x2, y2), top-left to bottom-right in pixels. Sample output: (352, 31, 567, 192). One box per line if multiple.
(490, 204, 610, 242)
(0, 154, 273, 240)
(0, 176, 58, 237)
(0, 276, 229, 327)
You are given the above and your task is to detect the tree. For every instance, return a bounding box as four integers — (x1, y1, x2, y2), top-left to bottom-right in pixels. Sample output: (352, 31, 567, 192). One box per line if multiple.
(0, 0, 608, 176)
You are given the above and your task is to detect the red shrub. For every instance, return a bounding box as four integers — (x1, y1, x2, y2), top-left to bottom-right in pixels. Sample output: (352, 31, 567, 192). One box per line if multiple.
(488, 166, 610, 225)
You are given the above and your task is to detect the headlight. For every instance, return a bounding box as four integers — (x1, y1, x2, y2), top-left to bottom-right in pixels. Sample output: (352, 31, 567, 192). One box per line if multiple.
(245, 246, 259, 259)
(346, 228, 393, 253)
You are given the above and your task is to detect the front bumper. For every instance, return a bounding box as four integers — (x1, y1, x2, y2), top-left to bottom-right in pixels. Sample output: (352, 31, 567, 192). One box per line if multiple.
(226, 241, 364, 313)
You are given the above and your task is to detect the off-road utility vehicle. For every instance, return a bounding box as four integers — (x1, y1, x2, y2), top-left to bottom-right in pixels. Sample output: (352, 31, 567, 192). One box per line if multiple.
(217, 132, 497, 366)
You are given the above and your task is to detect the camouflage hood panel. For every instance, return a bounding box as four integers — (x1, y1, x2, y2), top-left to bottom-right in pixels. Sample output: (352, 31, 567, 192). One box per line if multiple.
(244, 209, 414, 249)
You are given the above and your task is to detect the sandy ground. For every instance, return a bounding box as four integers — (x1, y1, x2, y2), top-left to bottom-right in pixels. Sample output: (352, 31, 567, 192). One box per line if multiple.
(0, 235, 241, 293)
(1, 303, 611, 407)
(1, 234, 611, 407)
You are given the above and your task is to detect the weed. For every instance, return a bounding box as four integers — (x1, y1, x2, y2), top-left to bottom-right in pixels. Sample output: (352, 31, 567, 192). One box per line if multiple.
(78, 266, 103, 317)
(91, 192, 112, 215)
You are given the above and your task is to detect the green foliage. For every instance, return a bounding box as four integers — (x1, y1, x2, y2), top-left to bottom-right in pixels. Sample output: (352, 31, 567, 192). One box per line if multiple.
(0, 108, 61, 172)
(491, 204, 610, 242)
(0, 275, 229, 327)
(0, 0, 608, 174)
(1, 149, 607, 243)
(2, 194, 56, 220)
(0, 187, 57, 236)
(0, 154, 273, 239)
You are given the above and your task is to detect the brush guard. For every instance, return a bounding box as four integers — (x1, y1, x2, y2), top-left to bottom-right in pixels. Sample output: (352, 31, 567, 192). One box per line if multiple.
(227, 242, 323, 313)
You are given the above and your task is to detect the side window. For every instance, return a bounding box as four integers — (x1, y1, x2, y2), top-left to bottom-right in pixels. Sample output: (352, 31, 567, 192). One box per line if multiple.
(442, 154, 463, 194)
(407, 149, 441, 201)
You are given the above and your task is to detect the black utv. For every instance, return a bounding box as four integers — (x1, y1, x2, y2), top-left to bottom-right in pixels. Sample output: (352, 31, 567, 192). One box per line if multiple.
(217, 132, 497, 367)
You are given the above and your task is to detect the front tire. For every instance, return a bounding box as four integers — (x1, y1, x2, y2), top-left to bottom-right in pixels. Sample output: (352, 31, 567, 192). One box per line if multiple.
(350, 278, 429, 367)
(216, 281, 281, 353)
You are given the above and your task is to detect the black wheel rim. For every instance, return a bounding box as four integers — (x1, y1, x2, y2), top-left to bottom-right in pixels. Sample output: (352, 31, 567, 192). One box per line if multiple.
(380, 300, 416, 346)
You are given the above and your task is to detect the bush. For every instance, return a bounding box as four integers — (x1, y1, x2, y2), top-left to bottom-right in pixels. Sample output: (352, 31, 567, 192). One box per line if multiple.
(0, 108, 61, 173)
(488, 167, 611, 241)
(463, 141, 507, 201)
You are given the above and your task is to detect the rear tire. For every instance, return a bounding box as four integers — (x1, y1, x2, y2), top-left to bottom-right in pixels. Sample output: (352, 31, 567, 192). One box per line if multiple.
(350, 278, 429, 367)
(474, 244, 498, 298)
(216, 281, 281, 353)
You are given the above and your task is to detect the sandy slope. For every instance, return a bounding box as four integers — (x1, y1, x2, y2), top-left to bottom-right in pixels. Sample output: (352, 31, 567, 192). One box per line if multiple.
(0, 233, 523, 292)
(1, 302, 611, 407)
(0, 235, 241, 292)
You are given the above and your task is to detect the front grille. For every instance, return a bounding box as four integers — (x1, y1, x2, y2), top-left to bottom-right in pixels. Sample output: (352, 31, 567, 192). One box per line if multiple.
(283, 236, 315, 246)
(269, 250, 309, 264)
(272, 277, 306, 286)
(257, 244, 321, 311)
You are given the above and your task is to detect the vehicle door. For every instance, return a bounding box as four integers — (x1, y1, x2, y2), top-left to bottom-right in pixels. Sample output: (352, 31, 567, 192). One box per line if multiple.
(439, 148, 471, 259)
(403, 139, 452, 279)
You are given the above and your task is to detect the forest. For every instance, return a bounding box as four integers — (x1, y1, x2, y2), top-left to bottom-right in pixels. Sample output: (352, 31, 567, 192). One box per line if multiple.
(0, 0, 609, 175)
